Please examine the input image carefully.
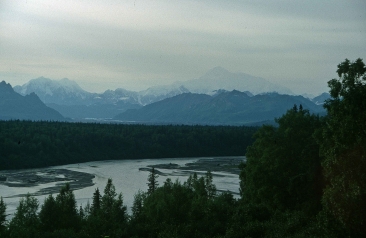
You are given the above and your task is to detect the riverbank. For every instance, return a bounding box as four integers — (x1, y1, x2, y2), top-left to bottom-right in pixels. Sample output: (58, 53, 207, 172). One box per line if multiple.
(1, 156, 244, 199)
(0, 168, 95, 198)
(140, 156, 245, 176)
(1, 156, 243, 221)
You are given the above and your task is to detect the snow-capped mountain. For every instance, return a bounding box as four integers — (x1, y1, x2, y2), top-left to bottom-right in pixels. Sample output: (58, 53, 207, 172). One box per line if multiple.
(175, 66, 293, 95)
(13, 77, 93, 105)
(137, 85, 190, 105)
(94, 88, 139, 105)
(95, 85, 190, 106)
(210, 89, 254, 97)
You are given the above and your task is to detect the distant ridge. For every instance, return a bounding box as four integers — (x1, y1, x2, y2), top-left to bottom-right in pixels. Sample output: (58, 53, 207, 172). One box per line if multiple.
(0, 81, 65, 121)
(312, 92, 330, 105)
(114, 90, 325, 125)
(175, 66, 294, 95)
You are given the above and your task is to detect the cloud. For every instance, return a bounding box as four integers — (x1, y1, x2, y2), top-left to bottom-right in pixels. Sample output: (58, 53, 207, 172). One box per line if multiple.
(0, 0, 365, 94)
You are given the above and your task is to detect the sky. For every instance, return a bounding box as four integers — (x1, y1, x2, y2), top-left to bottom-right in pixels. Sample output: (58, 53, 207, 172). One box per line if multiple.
(0, 0, 365, 95)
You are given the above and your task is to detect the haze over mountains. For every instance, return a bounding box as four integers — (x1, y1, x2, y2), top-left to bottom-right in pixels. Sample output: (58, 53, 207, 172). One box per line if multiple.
(13, 67, 293, 105)
(6, 67, 328, 124)
(176, 66, 294, 95)
(13, 77, 91, 105)
(13, 77, 191, 119)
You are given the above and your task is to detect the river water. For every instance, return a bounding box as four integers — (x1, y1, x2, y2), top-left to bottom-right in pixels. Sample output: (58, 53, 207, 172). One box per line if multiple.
(0, 157, 243, 218)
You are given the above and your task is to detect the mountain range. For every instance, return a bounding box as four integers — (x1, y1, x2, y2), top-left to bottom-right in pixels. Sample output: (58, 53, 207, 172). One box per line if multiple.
(7, 67, 329, 124)
(0, 81, 65, 121)
(114, 90, 325, 125)
(13, 77, 192, 119)
(13, 67, 293, 104)
(13, 77, 191, 107)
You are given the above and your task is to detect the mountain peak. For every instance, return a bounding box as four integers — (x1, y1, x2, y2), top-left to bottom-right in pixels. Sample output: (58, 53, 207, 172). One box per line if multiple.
(30, 76, 51, 83)
(203, 66, 231, 79)
(0, 81, 14, 93)
(13, 77, 91, 105)
(0, 80, 65, 121)
(183, 67, 293, 95)
(0, 80, 12, 87)
(25, 92, 43, 103)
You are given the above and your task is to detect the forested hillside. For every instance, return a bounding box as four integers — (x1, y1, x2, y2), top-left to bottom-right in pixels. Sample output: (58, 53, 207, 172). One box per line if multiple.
(0, 121, 256, 170)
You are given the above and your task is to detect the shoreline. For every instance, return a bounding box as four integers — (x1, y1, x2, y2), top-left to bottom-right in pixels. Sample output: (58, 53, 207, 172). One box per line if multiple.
(0, 156, 244, 199)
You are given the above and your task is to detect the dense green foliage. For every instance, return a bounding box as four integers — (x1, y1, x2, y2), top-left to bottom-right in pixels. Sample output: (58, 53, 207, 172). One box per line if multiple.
(243, 105, 323, 213)
(0, 122, 256, 170)
(8, 194, 40, 238)
(317, 58, 366, 234)
(80, 178, 128, 237)
(236, 58, 365, 237)
(232, 106, 325, 237)
(0, 174, 236, 238)
(0, 59, 364, 237)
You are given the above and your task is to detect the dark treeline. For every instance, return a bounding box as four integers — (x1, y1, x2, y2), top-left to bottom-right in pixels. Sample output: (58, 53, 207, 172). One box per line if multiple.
(0, 173, 238, 238)
(0, 122, 256, 170)
(0, 58, 365, 237)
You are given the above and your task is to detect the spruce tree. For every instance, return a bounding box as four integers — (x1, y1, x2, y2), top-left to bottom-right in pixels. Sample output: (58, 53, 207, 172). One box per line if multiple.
(0, 197, 6, 236)
(132, 190, 145, 219)
(39, 194, 58, 232)
(147, 167, 159, 194)
(55, 183, 79, 231)
(101, 178, 117, 216)
(91, 188, 101, 216)
(205, 171, 216, 199)
(100, 179, 127, 236)
(79, 205, 85, 221)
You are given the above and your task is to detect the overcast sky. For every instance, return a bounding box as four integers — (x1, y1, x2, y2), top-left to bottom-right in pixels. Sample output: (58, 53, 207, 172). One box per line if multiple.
(1, 0, 365, 95)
